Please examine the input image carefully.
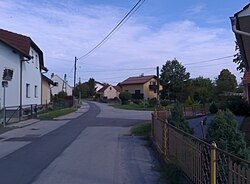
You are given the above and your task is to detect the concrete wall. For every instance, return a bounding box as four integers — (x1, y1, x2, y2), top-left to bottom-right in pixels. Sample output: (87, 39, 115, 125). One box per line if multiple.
(0, 42, 21, 108)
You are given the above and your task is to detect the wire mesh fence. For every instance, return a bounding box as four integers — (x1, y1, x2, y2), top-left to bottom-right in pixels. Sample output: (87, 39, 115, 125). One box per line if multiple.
(151, 111, 250, 184)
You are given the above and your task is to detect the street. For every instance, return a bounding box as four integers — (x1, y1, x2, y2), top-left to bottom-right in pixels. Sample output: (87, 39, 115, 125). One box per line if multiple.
(0, 102, 162, 184)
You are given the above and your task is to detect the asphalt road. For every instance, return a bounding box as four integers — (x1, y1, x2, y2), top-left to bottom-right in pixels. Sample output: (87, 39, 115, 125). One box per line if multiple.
(0, 102, 162, 184)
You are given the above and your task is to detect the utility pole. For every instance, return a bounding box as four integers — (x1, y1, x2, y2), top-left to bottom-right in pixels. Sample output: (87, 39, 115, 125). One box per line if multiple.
(74, 56, 77, 97)
(156, 66, 160, 107)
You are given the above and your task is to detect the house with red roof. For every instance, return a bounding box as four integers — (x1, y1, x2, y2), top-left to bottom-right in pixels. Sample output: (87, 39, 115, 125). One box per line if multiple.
(119, 75, 160, 100)
(0, 28, 48, 110)
(97, 85, 122, 100)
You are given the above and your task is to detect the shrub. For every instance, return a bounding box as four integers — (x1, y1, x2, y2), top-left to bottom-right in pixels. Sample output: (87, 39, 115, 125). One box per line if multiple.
(132, 99, 142, 105)
(160, 100, 169, 107)
(57, 91, 67, 99)
(209, 102, 218, 114)
(185, 96, 193, 105)
(206, 109, 250, 160)
(119, 92, 131, 105)
(225, 96, 249, 115)
(148, 98, 158, 107)
(168, 103, 193, 134)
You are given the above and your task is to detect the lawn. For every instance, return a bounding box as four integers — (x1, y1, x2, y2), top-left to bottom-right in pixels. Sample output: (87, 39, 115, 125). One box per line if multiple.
(130, 121, 151, 137)
(37, 108, 76, 119)
(111, 104, 155, 111)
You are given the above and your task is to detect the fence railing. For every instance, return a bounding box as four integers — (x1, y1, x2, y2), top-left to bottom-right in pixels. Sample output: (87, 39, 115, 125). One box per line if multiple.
(182, 104, 210, 117)
(151, 111, 250, 184)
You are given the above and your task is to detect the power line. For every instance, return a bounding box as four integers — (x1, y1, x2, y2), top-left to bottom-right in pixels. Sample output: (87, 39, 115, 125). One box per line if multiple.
(77, 67, 154, 73)
(77, 0, 145, 61)
(184, 55, 234, 66)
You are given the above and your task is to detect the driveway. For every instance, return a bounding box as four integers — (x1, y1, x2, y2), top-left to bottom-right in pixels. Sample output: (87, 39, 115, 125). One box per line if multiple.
(92, 101, 152, 120)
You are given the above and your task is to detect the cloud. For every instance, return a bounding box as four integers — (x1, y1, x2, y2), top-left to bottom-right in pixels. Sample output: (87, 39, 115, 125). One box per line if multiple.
(186, 3, 206, 16)
(0, 0, 241, 85)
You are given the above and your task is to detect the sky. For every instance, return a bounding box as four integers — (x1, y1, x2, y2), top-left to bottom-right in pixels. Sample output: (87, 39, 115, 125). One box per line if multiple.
(0, 0, 249, 86)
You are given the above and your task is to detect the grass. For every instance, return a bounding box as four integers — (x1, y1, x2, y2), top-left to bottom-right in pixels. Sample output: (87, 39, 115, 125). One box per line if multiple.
(37, 108, 76, 119)
(130, 122, 151, 136)
(112, 104, 155, 111)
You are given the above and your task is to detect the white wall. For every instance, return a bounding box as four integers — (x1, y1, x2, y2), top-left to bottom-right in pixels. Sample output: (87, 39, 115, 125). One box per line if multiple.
(95, 83, 104, 92)
(104, 86, 119, 99)
(0, 42, 21, 108)
(51, 75, 73, 96)
(22, 47, 41, 106)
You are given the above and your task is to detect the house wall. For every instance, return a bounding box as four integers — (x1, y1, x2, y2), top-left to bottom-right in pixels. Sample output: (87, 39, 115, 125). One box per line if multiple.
(122, 84, 144, 94)
(22, 47, 41, 106)
(42, 79, 51, 105)
(51, 75, 73, 96)
(104, 86, 119, 99)
(0, 42, 21, 108)
(143, 79, 158, 100)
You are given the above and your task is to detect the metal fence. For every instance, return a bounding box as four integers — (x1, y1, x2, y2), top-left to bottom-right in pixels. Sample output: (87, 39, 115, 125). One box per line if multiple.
(182, 104, 210, 117)
(151, 111, 250, 184)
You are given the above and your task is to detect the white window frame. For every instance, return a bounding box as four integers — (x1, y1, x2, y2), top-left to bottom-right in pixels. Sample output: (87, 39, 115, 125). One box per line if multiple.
(26, 83, 30, 98)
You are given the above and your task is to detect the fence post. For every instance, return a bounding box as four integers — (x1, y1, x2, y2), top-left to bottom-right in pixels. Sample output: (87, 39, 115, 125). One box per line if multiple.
(163, 122, 167, 156)
(211, 142, 217, 184)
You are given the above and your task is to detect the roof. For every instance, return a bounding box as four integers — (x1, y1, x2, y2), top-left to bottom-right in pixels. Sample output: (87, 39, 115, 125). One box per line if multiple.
(98, 85, 122, 93)
(231, 4, 250, 70)
(120, 75, 156, 85)
(0, 28, 47, 71)
(42, 74, 54, 85)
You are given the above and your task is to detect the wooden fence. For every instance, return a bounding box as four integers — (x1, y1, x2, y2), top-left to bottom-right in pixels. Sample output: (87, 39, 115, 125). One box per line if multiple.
(151, 111, 250, 184)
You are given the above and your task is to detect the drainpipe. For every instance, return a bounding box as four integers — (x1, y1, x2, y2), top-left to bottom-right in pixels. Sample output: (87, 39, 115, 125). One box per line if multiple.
(19, 56, 23, 121)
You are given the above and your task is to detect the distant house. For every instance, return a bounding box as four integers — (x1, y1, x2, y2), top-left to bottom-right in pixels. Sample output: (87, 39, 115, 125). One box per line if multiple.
(51, 74, 73, 96)
(41, 74, 54, 105)
(97, 85, 122, 100)
(0, 28, 48, 109)
(95, 81, 104, 92)
(119, 75, 160, 100)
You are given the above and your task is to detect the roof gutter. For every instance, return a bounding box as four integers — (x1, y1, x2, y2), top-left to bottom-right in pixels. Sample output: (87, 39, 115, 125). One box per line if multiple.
(230, 17, 250, 37)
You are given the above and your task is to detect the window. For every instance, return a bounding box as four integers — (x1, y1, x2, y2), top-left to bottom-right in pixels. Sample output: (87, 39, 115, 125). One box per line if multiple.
(35, 54, 38, 69)
(31, 51, 34, 63)
(109, 87, 112, 90)
(34, 85, 38, 98)
(135, 90, 141, 94)
(26, 83, 30, 98)
(150, 81, 156, 85)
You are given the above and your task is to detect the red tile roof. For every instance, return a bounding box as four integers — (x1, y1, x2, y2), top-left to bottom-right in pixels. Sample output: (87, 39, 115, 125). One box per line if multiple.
(120, 75, 156, 85)
(0, 28, 46, 71)
(113, 86, 122, 92)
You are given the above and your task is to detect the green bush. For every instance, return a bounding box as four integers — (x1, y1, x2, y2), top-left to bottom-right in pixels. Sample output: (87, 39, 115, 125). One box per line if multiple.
(206, 109, 250, 160)
(160, 100, 169, 106)
(148, 98, 157, 107)
(57, 91, 67, 99)
(225, 96, 249, 115)
(119, 92, 132, 105)
(185, 96, 193, 105)
(209, 102, 218, 114)
(132, 99, 142, 105)
(168, 103, 193, 134)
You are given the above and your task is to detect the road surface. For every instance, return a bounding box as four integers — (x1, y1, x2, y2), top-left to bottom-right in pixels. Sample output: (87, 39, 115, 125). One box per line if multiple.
(0, 102, 163, 184)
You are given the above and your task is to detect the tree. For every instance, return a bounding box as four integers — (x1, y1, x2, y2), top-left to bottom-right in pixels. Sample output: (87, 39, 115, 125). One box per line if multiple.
(215, 69, 237, 94)
(168, 103, 193, 134)
(87, 78, 96, 97)
(206, 109, 250, 160)
(188, 77, 214, 103)
(119, 92, 132, 104)
(160, 59, 190, 102)
(233, 41, 246, 73)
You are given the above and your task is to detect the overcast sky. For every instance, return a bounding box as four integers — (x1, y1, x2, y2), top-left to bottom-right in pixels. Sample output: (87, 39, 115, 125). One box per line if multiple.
(0, 0, 249, 85)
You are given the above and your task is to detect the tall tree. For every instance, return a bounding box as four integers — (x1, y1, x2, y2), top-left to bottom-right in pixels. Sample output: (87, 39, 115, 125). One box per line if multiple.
(87, 78, 96, 97)
(188, 77, 214, 103)
(160, 58, 190, 102)
(215, 69, 237, 94)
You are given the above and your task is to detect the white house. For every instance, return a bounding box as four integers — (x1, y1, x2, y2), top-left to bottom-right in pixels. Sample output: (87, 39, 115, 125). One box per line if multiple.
(41, 74, 54, 105)
(0, 28, 48, 109)
(51, 74, 73, 96)
(97, 85, 122, 100)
